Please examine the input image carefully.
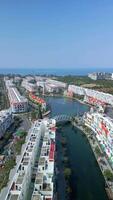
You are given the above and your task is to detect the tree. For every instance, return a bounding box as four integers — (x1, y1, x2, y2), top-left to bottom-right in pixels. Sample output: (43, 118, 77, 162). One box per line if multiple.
(64, 168, 71, 180)
(104, 169, 113, 181)
(31, 111, 37, 120)
(62, 156, 69, 165)
(66, 186, 72, 194)
(61, 137, 67, 146)
(38, 104, 43, 119)
(95, 146, 102, 157)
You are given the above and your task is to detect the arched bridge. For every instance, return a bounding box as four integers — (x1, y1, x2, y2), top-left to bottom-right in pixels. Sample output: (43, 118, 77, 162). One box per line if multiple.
(53, 114, 75, 123)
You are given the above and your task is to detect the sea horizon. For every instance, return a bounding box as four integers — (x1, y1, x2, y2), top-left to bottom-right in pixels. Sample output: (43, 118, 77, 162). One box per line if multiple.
(0, 67, 113, 76)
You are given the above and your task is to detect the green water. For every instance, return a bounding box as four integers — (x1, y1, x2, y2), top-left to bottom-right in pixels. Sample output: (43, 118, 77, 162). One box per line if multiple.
(46, 97, 108, 200)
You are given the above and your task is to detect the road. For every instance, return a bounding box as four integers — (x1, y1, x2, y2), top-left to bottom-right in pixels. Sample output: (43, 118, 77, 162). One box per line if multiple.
(14, 113, 32, 132)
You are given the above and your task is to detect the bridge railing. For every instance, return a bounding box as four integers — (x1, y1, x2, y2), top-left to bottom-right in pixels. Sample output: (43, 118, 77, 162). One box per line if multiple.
(53, 114, 76, 122)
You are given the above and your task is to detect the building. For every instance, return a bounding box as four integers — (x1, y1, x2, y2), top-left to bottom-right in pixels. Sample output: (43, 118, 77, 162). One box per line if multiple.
(0, 109, 13, 139)
(36, 78, 67, 94)
(64, 90, 73, 98)
(68, 85, 85, 96)
(88, 72, 112, 80)
(5, 79, 15, 88)
(84, 95, 106, 107)
(5, 118, 56, 200)
(13, 76, 22, 83)
(45, 79, 67, 93)
(21, 80, 37, 92)
(5, 80, 28, 113)
(84, 111, 113, 167)
(31, 119, 56, 200)
(25, 76, 35, 81)
(8, 87, 28, 113)
(29, 93, 46, 111)
(68, 85, 113, 106)
(45, 83, 60, 93)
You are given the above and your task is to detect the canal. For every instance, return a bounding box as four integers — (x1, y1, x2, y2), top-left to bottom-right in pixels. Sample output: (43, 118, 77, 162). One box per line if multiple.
(46, 97, 109, 200)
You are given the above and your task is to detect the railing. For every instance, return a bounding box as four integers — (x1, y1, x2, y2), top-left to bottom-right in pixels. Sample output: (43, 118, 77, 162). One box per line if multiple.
(53, 114, 75, 122)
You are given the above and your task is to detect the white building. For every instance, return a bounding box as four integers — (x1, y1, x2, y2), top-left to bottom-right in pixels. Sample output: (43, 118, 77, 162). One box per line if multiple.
(68, 85, 113, 106)
(84, 111, 113, 166)
(46, 83, 60, 93)
(5, 79, 15, 88)
(36, 78, 67, 94)
(5, 119, 56, 200)
(45, 79, 67, 93)
(46, 79, 67, 89)
(88, 72, 112, 80)
(0, 109, 13, 139)
(5, 80, 28, 113)
(21, 80, 36, 92)
(31, 119, 56, 200)
(8, 87, 28, 113)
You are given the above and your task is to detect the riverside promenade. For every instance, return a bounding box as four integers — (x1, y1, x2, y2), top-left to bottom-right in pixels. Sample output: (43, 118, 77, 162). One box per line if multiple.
(72, 118, 113, 200)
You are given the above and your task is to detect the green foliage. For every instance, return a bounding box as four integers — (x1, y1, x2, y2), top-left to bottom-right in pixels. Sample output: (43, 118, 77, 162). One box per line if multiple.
(57, 75, 113, 94)
(62, 156, 69, 165)
(95, 146, 101, 157)
(104, 169, 113, 181)
(0, 77, 9, 110)
(29, 79, 36, 84)
(64, 168, 71, 179)
(61, 137, 67, 146)
(0, 158, 16, 191)
(31, 111, 37, 120)
(14, 138, 25, 154)
(66, 186, 72, 194)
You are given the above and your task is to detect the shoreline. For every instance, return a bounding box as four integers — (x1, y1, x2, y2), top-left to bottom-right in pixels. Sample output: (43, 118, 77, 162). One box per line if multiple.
(44, 93, 91, 107)
(72, 120, 113, 200)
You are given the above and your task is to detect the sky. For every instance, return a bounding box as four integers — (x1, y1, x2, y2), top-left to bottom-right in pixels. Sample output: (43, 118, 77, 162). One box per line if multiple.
(0, 0, 113, 69)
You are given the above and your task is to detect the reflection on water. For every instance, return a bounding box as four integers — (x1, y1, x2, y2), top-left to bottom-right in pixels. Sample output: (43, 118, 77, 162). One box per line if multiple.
(46, 97, 108, 200)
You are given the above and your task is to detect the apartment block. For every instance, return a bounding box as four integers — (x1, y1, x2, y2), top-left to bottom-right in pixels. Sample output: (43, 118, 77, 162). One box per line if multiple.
(5, 119, 56, 200)
(0, 109, 13, 138)
(5, 80, 28, 113)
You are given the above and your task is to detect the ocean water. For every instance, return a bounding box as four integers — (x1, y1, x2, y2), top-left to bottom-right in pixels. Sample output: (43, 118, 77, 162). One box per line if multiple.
(0, 67, 113, 76)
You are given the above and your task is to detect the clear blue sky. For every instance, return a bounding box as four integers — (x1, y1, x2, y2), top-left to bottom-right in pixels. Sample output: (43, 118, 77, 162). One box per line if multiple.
(0, 0, 113, 69)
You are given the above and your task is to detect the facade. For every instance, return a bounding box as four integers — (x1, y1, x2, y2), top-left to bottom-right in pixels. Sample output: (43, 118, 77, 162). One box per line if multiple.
(84, 95, 106, 107)
(45, 83, 60, 93)
(0, 109, 13, 139)
(5, 118, 56, 200)
(8, 87, 28, 113)
(84, 112, 113, 167)
(5, 80, 28, 113)
(36, 78, 67, 94)
(29, 93, 46, 111)
(45, 79, 67, 93)
(88, 72, 112, 80)
(21, 80, 37, 92)
(31, 119, 56, 200)
(64, 90, 73, 98)
(68, 85, 113, 106)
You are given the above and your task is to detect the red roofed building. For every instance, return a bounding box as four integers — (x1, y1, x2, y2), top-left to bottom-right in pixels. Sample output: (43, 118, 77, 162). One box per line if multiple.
(29, 93, 46, 110)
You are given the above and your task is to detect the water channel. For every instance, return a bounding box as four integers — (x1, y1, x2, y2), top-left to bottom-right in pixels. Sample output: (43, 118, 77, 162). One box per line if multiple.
(46, 97, 109, 200)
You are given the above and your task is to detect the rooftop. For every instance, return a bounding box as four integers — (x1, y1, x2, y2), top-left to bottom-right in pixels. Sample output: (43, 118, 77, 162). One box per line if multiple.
(10, 194, 19, 200)
(31, 194, 42, 200)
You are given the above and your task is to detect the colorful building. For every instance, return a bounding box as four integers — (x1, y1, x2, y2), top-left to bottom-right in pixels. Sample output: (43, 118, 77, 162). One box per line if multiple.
(5, 118, 56, 200)
(29, 93, 46, 111)
(31, 119, 56, 200)
(5, 80, 28, 113)
(68, 84, 113, 106)
(84, 112, 113, 166)
(84, 95, 106, 107)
